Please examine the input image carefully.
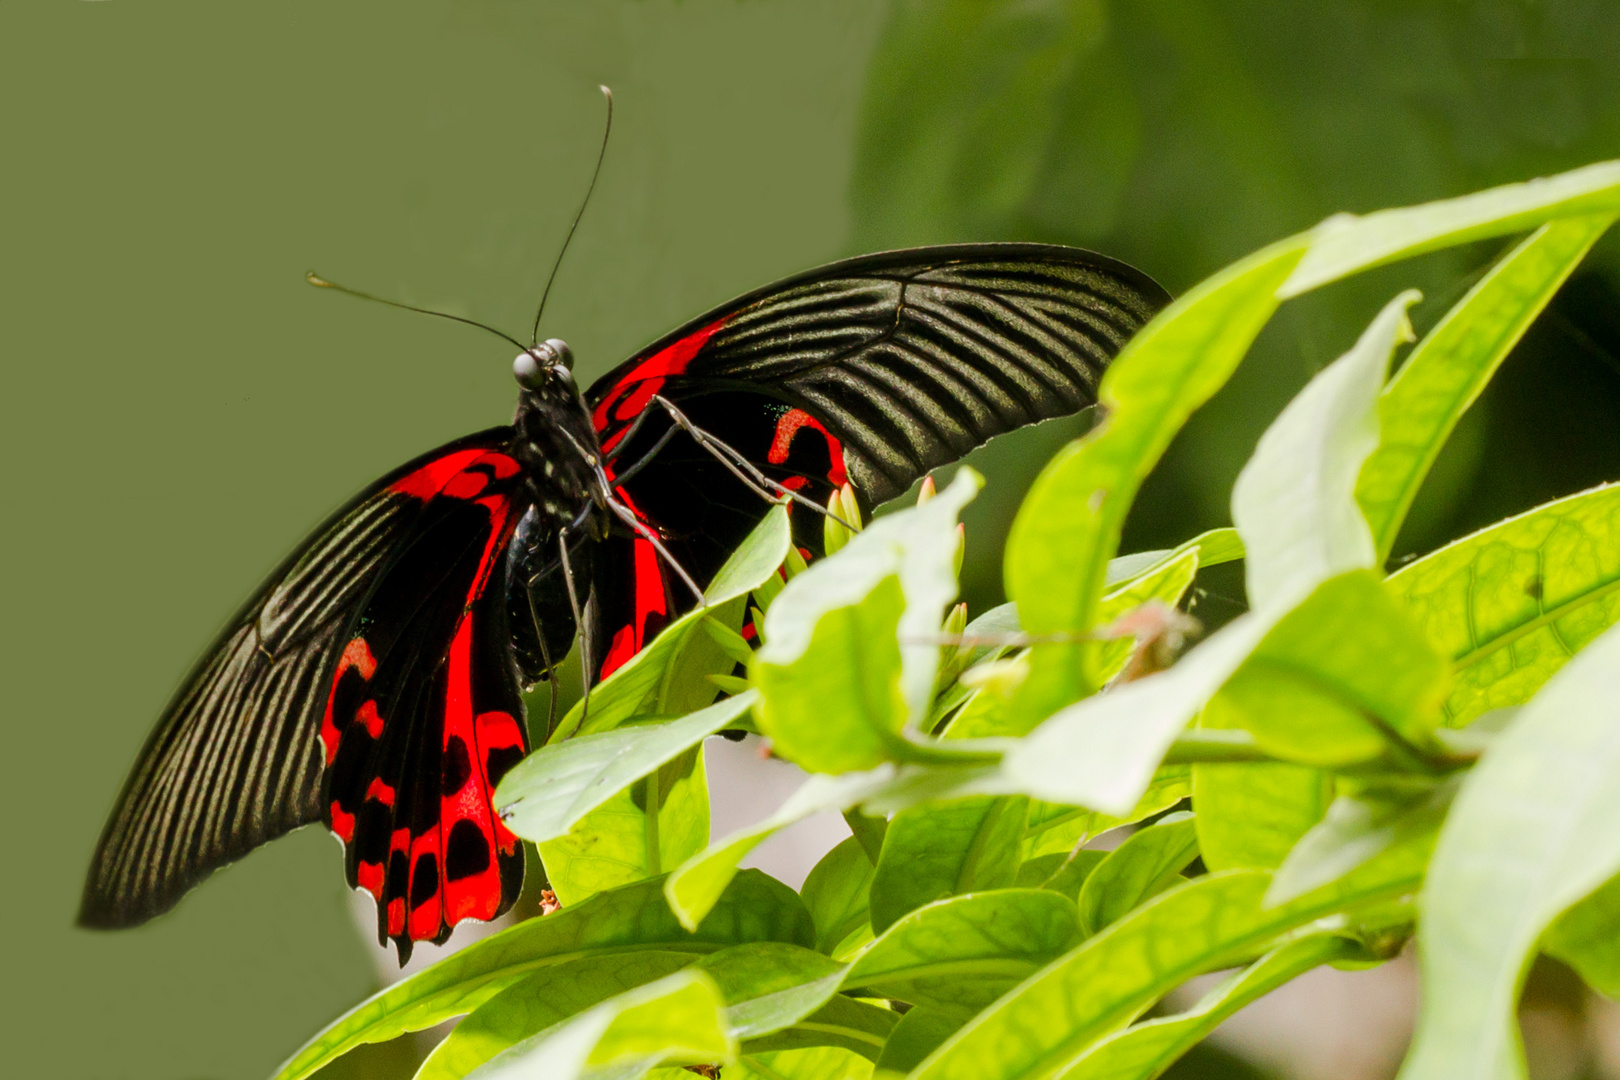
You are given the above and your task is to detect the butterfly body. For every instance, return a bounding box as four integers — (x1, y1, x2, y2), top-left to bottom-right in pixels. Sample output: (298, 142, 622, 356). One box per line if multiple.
(80, 244, 1170, 961)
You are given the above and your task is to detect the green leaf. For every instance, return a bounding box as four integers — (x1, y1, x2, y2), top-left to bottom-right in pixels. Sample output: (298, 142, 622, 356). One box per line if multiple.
(1545, 871, 1620, 1000)
(1004, 238, 1308, 725)
(1192, 759, 1329, 874)
(1058, 933, 1364, 1080)
(416, 953, 696, 1080)
(464, 969, 733, 1080)
(754, 471, 980, 770)
(1388, 483, 1620, 726)
(1003, 290, 1418, 816)
(868, 796, 1029, 933)
(665, 771, 900, 932)
(873, 1008, 963, 1077)
(1234, 291, 1416, 611)
(551, 504, 789, 742)
(1280, 158, 1620, 297)
(499, 693, 757, 844)
(731, 1047, 874, 1080)
(911, 863, 1420, 1080)
(692, 943, 848, 1039)
(739, 995, 899, 1062)
(274, 871, 810, 1080)
(1022, 767, 1193, 860)
(1039, 850, 1110, 902)
(843, 890, 1081, 1019)
(1357, 215, 1615, 561)
(1102, 527, 1245, 590)
(1267, 778, 1459, 907)
(800, 837, 875, 955)
(1077, 812, 1198, 936)
(538, 744, 710, 905)
(1400, 623, 1620, 1080)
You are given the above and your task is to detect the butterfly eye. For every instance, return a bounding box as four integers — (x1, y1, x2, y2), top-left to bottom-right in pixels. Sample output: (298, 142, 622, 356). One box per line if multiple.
(543, 338, 575, 371)
(512, 349, 548, 390)
(552, 364, 576, 390)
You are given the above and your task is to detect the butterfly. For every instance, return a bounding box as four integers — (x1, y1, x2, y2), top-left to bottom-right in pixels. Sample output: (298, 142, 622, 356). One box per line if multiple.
(78, 243, 1169, 962)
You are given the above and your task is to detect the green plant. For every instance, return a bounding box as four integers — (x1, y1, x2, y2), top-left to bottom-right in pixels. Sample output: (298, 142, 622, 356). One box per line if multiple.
(276, 160, 1620, 1080)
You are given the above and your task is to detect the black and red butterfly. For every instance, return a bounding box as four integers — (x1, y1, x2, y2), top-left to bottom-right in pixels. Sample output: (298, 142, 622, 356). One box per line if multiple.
(79, 243, 1168, 961)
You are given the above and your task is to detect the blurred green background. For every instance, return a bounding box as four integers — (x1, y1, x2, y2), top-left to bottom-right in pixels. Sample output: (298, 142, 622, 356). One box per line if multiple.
(4, 2, 1618, 1079)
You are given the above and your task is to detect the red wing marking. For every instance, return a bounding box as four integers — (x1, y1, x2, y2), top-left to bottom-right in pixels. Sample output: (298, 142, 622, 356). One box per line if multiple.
(599, 488, 670, 680)
(390, 449, 521, 500)
(593, 317, 730, 442)
(321, 638, 378, 765)
(767, 407, 849, 487)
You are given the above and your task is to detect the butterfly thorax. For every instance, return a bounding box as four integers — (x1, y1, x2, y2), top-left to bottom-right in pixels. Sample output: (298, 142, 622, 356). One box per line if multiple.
(509, 346, 604, 538)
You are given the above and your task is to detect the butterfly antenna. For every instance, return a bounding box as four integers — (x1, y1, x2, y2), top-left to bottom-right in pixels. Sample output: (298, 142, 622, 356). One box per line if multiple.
(306, 272, 528, 352)
(531, 85, 613, 346)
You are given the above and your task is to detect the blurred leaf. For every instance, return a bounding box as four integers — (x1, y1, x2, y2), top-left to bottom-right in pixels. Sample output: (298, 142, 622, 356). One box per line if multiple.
(1267, 778, 1458, 907)
(538, 745, 710, 905)
(692, 943, 848, 1039)
(1059, 933, 1363, 1080)
(844, 889, 1082, 1019)
(551, 505, 789, 742)
(731, 1047, 874, 1080)
(499, 693, 756, 844)
(738, 996, 899, 1063)
(1022, 767, 1193, 860)
(1038, 851, 1110, 902)
(875, 1008, 964, 1077)
(1102, 527, 1244, 589)
(1192, 759, 1328, 874)
(738, 1048, 876, 1080)
(464, 969, 733, 1080)
(1545, 871, 1620, 1000)
(1077, 812, 1199, 936)
(868, 796, 1029, 933)
(1003, 239, 1308, 726)
(416, 953, 695, 1080)
(754, 471, 981, 770)
(1401, 623, 1620, 1080)
(1358, 216, 1616, 561)
(1283, 161, 1620, 296)
(800, 837, 876, 955)
(911, 861, 1421, 1080)
(1389, 482, 1620, 726)
(275, 871, 810, 1080)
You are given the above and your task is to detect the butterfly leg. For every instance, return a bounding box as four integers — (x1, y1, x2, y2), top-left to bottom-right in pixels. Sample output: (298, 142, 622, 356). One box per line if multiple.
(647, 395, 854, 530)
(595, 484, 706, 606)
(556, 526, 593, 721)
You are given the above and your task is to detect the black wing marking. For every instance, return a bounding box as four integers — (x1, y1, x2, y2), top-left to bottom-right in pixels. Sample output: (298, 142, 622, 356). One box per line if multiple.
(78, 429, 514, 930)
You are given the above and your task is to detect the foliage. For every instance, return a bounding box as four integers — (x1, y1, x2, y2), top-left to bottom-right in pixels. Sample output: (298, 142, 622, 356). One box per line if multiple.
(280, 162, 1620, 1080)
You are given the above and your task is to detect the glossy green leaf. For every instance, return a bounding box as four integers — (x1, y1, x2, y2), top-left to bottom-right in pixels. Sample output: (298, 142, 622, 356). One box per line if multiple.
(1077, 812, 1198, 936)
(1389, 482, 1620, 726)
(1401, 623, 1620, 1080)
(274, 871, 810, 1080)
(665, 770, 900, 932)
(1358, 215, 1615, 560)
(732, 1047, 874, 1080)
(551, 504, 789, 742)
(1102, 528, 1244, 590)
(1280, 158, 1620, 296)
(1267, 778, 1458, 907)
(755, 470, 979, 769)
(844, 890, 1081, 1019)
(1004, 239, 1308, 725)
(868, 796, 1028, 933)
(465, 969, 733, 1080)
(500, 693, 756, 844)
(416, 953, 696, 1080)
(912, 862, 1420, 1080)
(692, 943, 848, 1040)
(801, 837, 875, 955)
(1058, 933, 1362, 1080)
(538, 744, 710, 905)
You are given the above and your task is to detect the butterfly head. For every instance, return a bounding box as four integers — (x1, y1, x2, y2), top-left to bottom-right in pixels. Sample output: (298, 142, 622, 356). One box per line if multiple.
(513, 338, 576, 390)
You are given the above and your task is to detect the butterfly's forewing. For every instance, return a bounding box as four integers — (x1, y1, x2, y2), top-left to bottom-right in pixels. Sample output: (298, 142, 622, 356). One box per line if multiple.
(78, 430, 530, 951)
(583, 243, 1170, 676)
